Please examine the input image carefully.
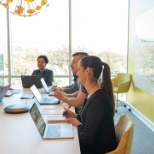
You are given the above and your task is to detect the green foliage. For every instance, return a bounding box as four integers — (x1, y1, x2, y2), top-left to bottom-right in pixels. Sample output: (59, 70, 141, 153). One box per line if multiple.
(3, 45, 126, 76)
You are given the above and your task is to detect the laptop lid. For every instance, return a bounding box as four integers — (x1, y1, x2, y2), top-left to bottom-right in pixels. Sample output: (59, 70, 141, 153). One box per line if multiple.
(30, 103, 74, 139)
(0, 85, 11, 102)
(30, 85, 42, 103)
(21, 75, 42, 88)
(40, 78, 54, 94)
(30, 103, 46, 137)
(30, 85, 60, 105)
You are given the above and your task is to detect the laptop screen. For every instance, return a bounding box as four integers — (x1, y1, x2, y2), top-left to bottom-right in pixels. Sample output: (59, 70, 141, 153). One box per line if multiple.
(30, 85, 42, 102)
(40, 78, 49, 92)
(30, 103, 46, 137)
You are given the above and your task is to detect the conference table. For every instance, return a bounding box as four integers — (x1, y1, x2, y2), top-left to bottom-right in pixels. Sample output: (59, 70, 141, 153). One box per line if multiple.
(0, 87, 81, 154)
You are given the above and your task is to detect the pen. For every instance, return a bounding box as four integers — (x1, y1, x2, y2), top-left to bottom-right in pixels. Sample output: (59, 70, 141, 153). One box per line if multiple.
(63, 105, 71, 116)
(68, 105, 71, 109)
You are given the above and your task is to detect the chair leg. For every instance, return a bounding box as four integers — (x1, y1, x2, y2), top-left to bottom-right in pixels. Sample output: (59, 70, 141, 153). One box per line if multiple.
(128, 108, 131, 111)
(121, 95, 131, 112)
(114, 93, 132, 112)
(124, 104, 131, 111)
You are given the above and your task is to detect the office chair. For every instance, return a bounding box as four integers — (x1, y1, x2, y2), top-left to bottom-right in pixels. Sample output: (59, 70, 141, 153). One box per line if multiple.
(111, 73, 132, 112)
(105, 114, 134, 154)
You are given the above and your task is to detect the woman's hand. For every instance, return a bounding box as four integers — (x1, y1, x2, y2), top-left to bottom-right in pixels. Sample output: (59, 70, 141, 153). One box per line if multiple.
(62, 107, 78, 118)
(53, 90, 64, 100)
(52, 86, 64, 93)
(67, 118, 82, 127)
(52, 86, 59, 91)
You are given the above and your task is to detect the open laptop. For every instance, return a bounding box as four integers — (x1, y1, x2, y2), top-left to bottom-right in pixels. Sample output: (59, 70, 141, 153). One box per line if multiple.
(40, 78, 54, 94)
(30, 85, 60, 105)
(30, 103, 74, 139)
(0, 85, 11, 102)
(21, 75, 42, 88)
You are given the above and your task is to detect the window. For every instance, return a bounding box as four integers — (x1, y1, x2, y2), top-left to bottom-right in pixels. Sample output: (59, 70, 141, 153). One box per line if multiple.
(72, 0, 128, 75)
(10, 0, 69, 86)
(1, 0, 128, 87)
(0, 8, 9, 85)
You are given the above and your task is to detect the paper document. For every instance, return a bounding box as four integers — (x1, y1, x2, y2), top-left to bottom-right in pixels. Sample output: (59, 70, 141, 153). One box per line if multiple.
(21, 93, 34, 99)
(41, 108, 63, 115)
(41, 107, 74, 115)
(47, 115, 67, 123)
(9, 89, 21, 94)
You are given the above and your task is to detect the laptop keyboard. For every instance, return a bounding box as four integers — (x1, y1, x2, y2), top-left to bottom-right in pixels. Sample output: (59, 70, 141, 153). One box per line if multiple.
(41, 97, 53, 103)
(46, 125, 61, 138)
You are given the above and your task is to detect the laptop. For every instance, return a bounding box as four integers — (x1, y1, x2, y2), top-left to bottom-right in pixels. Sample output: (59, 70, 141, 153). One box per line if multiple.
(21, 75, 42, 88)
(40, 78, 54, 94)
(30, 85, 60, 105)
(30, 103, 74, 139)
(0, 85, 11, 102)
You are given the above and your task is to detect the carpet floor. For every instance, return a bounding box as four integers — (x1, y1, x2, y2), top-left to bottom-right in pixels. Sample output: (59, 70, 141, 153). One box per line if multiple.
(114, 105, 154, 154)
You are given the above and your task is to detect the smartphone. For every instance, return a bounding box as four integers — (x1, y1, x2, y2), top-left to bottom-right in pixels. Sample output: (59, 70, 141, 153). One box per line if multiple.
(48, 91, 55, 96)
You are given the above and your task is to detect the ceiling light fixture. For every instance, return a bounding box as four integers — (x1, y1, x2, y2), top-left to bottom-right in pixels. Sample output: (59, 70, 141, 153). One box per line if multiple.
(0, 0, 49, 17)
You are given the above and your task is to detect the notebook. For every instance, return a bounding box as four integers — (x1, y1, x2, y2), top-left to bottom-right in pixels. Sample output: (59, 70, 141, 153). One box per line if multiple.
(41, 107, 66, 115)
(41, 106, 74, 115)
(0, 85, 11, 102)
(40, 78, 54, 94)
(30, 103, 74, 139)
(30, 85, 60, 105)
(21, 93, 34, 99)
(6, 88, 21, 97)
(47, 115, 67, 123)
(9, 89, 21, 94)
(21, 75, 42, 88)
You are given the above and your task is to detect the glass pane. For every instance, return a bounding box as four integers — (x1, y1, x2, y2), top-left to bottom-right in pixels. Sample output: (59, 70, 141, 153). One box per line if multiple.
(10, 0, 69, 76)
(53, 77, 69, 87)
(11, 78, 22, 87)
(11, 77, 69, 87)
(72, 0, 128, 75)
(0, 8, 8, 80)
(0, 77, 9, 85)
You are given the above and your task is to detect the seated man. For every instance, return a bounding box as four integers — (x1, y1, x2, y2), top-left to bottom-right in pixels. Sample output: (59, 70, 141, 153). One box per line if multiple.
(54, 52, 88, 94)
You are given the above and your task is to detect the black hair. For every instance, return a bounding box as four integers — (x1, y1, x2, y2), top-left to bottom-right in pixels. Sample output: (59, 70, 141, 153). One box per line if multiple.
(80, 56, 115, 116)
(37, 55, 49, 64)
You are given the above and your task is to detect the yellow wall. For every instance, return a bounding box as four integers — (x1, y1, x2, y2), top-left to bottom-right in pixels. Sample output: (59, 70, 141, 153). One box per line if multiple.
(127, 0, 154, 122)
